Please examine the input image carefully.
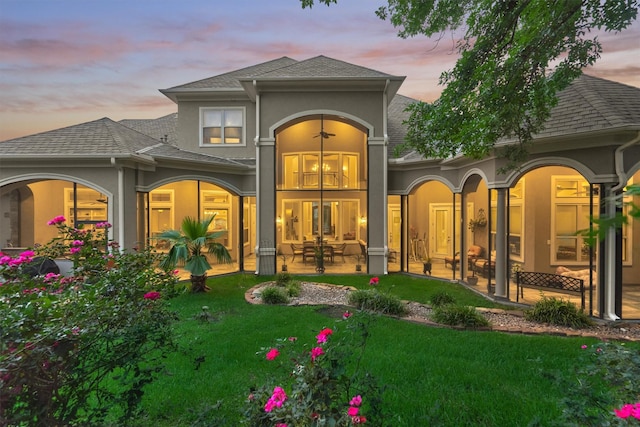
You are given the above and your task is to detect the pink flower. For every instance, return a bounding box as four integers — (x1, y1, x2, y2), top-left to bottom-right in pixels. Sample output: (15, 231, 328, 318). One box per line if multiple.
(614, 403, 640, 420)
(264, 386, 287, 412)
(369, 277, 379, 286)
(95, 221, 112, 229)
(348, 406, 359, 417)
(276, 424, 288, 427)
(69, 247, 82, 254)
(47, 215, 66, 225)
(288, 336, 297, 342)
(44, 273, 60, 282)
(266, 348, 280, 360)
(343, 311, 352, 319)
(349, 395, 362, 407)
(316, 328, 333, 343)
(581, 345, 587, 349)
(19, 250, 35, 259)
(71, 240, 84, 247)
(144, 291, 161, 300)
(310, 346, 324, 361)
(351, 415, 367, 424)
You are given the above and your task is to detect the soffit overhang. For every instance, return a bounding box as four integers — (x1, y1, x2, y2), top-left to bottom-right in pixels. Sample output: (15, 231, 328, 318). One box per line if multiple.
(159, 88, 249, 103)
(238, 77, 404, 102)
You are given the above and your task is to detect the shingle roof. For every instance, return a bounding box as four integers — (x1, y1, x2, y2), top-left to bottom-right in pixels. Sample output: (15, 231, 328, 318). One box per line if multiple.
(141, 143, 252, 167)
(387, 94, 415, 156)
(534, 74, 640, 139)
(120, 113, 178, 145)
(0, 117, 160, 158)
(252, 55, 396, 80)
(165, 57, 298, 90)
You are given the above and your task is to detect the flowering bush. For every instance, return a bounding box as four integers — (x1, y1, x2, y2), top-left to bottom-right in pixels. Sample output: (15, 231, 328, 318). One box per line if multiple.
(0, 217, 180, 426)
(556, 342, 640, 426)
(614, 403, 640, 421)
(242, 312, 386, 426)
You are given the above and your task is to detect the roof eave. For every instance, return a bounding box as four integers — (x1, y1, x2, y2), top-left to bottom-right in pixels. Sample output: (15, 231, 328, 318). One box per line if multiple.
(159, 87, 246, 103)
(239, 76, 405, 103)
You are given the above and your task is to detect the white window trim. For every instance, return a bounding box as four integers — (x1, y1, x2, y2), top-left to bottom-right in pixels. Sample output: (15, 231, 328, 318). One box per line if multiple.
(280, 198, 361, 243)
(282, 151, 360, 190)
(550, 175, 597, 266)
(199, 107, 247, 147)
(149, 189, 175, 236)
(201, 190, 232, 248)
(64, 187, 107, 228)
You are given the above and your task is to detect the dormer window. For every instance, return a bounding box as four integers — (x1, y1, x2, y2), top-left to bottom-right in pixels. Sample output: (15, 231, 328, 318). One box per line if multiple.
(200, 107, 245, 146)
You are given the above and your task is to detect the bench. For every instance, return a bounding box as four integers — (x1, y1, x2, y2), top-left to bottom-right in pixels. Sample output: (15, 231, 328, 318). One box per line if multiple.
(516, 271, 585, 309)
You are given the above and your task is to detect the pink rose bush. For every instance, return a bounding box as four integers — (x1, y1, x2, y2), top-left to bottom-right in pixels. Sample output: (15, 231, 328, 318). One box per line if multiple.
(0, 215, 181, 426)
(558, 342, 640, 426)
(243, 313, 382, 426)
(614, 403, 640, 420)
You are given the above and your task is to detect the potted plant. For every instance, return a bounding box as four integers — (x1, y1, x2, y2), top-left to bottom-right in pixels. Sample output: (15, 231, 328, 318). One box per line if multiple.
(314, 246, 325, 273)
(422, 234, 432, 275)
(468, 208, 487, 233)
(158, 215, 231, 292)
(467, 263, 478, 286)
(354, 253, 363, 272)
(277, 248, 288, 272)
(422, 255, 432, 275)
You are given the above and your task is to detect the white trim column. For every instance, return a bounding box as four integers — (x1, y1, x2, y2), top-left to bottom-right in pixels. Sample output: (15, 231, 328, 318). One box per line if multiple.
(367, 135, 387, 275)
(603, 184, 621, 320)
(494, 188, 508, 298)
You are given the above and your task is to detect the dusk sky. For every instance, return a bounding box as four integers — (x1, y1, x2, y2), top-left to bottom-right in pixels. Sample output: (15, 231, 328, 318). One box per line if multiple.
(1, 0, 639, 141)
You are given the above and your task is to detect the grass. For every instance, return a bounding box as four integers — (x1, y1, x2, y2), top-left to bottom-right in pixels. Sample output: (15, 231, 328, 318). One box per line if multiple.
(134, 273, 629, 426)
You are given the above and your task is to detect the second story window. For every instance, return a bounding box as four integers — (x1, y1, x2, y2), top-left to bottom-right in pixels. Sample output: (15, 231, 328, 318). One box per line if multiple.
(201, 108, 244, 146)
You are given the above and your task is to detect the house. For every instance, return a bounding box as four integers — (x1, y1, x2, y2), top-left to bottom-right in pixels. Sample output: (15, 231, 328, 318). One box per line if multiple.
(1, 55, 638, 320)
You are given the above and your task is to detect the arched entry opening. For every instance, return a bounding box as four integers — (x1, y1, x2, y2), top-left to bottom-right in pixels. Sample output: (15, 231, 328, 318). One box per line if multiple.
(0, 179, 109, 254)
(274, 114, 368, 274)
(405, 180, 467, 278)
(496, 166, 599, 314)
(146, 180, 250, 275)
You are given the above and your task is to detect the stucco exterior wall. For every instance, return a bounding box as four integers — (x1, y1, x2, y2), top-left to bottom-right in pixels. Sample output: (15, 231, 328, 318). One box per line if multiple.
(175, 99, 257, 158)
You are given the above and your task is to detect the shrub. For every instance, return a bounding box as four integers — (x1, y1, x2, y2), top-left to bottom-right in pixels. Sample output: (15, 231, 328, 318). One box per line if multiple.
(0, 217, 179, 426)
(260, 286, 290, 304)
(430, 305, 490, 328)
(430, 291, 456, 307)
(556, 342, 640, 426)
(275, 272, 291, 286)
(524, 296, 593, 328)
(243, 313, 385, 426)
(285, 280, 301, 297)
(347, 289, 408, 316)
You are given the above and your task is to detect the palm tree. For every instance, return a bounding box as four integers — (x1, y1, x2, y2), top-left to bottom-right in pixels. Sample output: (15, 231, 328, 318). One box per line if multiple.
(158, 215, 231, 292)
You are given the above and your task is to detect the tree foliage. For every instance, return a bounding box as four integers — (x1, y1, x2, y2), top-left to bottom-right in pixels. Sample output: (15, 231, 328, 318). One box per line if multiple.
(301, 0, 638, 166)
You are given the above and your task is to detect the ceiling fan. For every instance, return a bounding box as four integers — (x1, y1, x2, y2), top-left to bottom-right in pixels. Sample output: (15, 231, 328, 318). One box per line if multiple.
(313, 130, 335, 139)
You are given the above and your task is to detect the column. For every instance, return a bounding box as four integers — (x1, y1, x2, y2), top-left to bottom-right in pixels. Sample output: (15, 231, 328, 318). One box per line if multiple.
(494, 188, 508, 298)
(367, 136, 387, 275)
(256, 138, 276, 275)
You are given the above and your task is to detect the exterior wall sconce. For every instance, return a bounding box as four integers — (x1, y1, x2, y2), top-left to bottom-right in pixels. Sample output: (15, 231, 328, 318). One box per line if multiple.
(360, 216, 367, 225)
(276, 216, 282, 225)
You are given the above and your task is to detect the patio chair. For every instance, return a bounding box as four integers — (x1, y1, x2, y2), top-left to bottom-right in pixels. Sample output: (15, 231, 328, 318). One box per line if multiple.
(303, 245, 316, 264)
(290, 243, 304, 262)
(333, 243, 347, 262)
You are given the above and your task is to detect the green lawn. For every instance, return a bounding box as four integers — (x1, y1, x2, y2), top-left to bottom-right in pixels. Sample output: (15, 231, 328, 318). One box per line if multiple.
(135, 273, 611, 426)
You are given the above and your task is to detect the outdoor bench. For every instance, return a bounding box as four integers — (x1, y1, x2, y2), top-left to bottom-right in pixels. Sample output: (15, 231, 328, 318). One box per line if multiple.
(516, 271, 585, 309)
